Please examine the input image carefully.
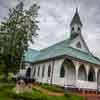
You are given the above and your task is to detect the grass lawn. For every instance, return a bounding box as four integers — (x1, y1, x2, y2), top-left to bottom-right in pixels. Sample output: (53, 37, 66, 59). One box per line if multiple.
(0, 83, 85, 100)
(38, 83, 64, 92)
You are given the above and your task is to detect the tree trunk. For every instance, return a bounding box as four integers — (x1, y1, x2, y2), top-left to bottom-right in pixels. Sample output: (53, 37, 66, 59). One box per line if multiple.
(3, 72, 8, 82)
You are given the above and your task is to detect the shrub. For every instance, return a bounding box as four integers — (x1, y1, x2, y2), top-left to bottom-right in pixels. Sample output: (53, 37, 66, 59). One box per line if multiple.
(10, 91, 48, 100)
(0, 84, 14, 91)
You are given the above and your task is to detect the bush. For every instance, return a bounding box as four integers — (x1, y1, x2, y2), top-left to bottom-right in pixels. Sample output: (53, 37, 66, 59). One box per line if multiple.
(8, 90, 48, 100)
(0, 84, 14, 91)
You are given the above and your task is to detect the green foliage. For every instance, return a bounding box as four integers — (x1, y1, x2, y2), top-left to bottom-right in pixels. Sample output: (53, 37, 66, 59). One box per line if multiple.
(10, 91, 47, 100)
(0, 1, 39, 80)
(39, 83, 64, 92)
(0, 73, 13, 82)
(0, 83, 14, 90)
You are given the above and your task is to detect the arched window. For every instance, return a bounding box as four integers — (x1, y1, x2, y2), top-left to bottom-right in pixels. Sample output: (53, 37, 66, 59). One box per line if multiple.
(78, 27, 80, 31)
(48, 64, 51, 77)
(42, 65, 45, 78)
(33, 66, 36, 76)
(60, 65, 65, 77)
(37, 66, 40, 76)
(72, 27, 74, 31)
(88, 67, 96, 81)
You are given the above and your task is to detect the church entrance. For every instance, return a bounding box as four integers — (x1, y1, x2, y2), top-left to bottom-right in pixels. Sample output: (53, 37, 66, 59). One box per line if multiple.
(63, 59, 76, 86)
(26, 67, 31, 78)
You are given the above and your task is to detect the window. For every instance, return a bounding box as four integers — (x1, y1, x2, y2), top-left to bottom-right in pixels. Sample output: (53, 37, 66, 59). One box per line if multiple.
(78, 27, 80, 31)
(72, 27, 74, 31)
(60, 65, 65, 77)
(37, 66, 40, 76)
(76, 42, 81, 48)
(48, 64, 51, 77)
(33, 67, 36, 76)
(42, 65, 45, 78)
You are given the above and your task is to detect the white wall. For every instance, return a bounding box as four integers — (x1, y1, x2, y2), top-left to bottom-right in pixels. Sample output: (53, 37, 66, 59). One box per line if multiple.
(31, 59, 65, 86)
(31, 59, 100, 90)
(32, 60, 55, 84)
(70, 35, 88, 52)
(52, 59, 64, 86)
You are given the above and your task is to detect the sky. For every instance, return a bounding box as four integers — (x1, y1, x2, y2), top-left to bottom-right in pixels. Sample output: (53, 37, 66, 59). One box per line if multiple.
(0, 0, 100, 58)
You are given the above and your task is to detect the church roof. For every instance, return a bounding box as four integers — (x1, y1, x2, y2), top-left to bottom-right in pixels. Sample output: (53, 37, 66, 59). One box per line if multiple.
(25, 39, 100, 66)
(70, 9, 82, 26)
(24, 49, 40, 62)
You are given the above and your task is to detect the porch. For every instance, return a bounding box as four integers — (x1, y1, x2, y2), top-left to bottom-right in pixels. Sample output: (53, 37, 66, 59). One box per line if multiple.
(76, 80, 97, 90)
(61, 58, 100, 91)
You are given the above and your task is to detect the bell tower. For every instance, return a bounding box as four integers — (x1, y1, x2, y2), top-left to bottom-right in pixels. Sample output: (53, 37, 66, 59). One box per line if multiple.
(70, 9, 82, 38)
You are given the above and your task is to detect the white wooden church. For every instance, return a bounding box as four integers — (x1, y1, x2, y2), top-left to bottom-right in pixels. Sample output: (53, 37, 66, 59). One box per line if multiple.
(24, 9, 100, 91)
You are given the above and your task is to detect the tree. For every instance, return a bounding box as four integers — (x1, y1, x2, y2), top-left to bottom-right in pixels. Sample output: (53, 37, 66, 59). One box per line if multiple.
(0, 2, 39, 81)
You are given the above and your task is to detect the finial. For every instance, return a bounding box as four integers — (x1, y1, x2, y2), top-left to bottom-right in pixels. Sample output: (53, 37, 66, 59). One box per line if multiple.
(70, 7, 82, 26)
(75, 7, 78, 13)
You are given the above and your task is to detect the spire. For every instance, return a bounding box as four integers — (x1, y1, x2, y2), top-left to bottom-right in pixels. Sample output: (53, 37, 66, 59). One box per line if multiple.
(70, 8, 82, 26)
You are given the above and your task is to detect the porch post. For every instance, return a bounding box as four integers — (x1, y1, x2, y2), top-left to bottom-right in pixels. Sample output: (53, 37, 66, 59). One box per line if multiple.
(85, 64, 90, 81)
(95, 67, 98, 92)
(73, 61, 80, 82)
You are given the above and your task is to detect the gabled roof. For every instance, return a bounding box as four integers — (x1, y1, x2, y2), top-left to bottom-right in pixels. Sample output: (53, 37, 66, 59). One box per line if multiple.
(24, 38, 100, 66)
(70, 9, 82, 26)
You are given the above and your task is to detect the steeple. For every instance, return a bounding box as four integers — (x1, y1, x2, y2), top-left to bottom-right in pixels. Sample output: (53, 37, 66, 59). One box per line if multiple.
(70, 9, 83, 39)
(70, 8, 82, 26)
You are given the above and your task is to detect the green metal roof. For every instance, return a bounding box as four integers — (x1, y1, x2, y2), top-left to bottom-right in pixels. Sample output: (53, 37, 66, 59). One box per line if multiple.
(24, 38, 100, 65)
(24, 49, 40, 62)
(28, 39, 100, 65)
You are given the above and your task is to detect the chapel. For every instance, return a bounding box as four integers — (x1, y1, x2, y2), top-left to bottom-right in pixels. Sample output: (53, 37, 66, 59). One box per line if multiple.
(24, 9, 100, 91)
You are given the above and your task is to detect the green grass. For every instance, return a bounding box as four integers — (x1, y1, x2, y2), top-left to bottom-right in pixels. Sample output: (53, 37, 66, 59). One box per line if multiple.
(0, 84, 85, 100)
(39, 83, 64, 92)
(0, 84, 14, 100)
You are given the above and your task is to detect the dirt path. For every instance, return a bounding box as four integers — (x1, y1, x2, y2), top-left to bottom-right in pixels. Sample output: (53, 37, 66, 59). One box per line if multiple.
(75, 93, 100, 100)
(33, 84, 100, 100)
(33, 84, 64, 96)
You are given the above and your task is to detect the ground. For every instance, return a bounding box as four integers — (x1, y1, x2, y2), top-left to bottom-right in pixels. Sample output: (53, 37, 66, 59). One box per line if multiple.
(0, 83, 84, 100)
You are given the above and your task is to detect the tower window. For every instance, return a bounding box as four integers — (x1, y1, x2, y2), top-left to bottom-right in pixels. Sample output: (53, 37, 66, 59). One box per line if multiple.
(78, 27, 80, 31)
(72, 27, 74, 31)
(76, 42, 81, 48)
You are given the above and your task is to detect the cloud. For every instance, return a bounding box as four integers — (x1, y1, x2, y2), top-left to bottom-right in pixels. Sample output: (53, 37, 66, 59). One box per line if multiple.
(0, 0, 100, 58)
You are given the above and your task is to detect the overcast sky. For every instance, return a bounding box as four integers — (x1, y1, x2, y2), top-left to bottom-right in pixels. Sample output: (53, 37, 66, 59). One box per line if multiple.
(0, 0, 100, 58)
